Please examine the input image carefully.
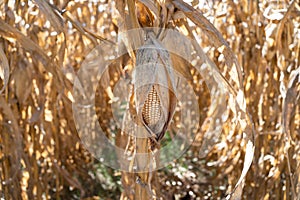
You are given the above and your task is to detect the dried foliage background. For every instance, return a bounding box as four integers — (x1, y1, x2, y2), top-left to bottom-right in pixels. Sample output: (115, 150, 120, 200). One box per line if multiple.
(0, 0, 299, 199)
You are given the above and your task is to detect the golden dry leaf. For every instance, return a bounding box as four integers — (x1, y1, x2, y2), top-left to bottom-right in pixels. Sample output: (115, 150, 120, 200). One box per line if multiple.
(136, 1, 154, 27)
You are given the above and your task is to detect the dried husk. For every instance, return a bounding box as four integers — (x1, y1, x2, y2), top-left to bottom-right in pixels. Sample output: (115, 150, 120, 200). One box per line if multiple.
(132, 33, 177, 148)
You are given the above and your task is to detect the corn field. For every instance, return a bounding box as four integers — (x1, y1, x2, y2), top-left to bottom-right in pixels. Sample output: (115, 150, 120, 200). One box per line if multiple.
(0, 0, 299, 199)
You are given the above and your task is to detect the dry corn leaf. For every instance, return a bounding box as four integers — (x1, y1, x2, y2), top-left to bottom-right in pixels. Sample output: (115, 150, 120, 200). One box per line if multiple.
(275, 0, 297, 71)
(139, 0, 159, 20)
(161, 29, 193, 81)
(63, 11, 98, 45)
(124, 0, 143, 53)
(0, 96, 22, 184)
(172, 2, 255, 199)
(180, 20, 229, 156)
(0, 19, 64, 89)
(283, 67, 300, 139)
(12, 64, 32, 104)
(136, 1, 154, 27)
(173, 0, 243, 91)
(34, 0, 64, 33)
(52, 161, 85, 198)
(0, 43, 9, 94)
(127, 0, 140, 30)
(57, 32, 66, 68)
(115, 0, 125, 17)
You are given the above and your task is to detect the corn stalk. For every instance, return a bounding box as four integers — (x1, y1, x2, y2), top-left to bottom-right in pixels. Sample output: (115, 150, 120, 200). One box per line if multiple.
(116, 1, 179, 199)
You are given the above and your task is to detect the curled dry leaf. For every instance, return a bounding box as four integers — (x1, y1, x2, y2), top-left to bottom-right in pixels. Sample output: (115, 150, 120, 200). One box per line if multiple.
(172, 1, 256, 199)
(173, 0, 243, 92)
(178, 19, 229, 157)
